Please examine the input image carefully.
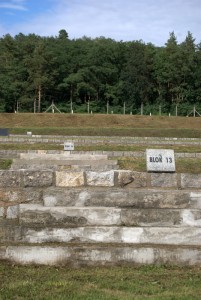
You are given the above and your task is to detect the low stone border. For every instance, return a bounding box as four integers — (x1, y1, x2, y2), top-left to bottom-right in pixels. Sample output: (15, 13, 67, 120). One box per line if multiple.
(0, 169, 201, 189)
(1, 149, 201, 159)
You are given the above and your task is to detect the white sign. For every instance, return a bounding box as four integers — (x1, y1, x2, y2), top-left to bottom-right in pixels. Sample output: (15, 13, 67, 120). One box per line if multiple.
(146, 149, 175, 172)
(27, 131, 32, 136)
(64, 142, 74, 151)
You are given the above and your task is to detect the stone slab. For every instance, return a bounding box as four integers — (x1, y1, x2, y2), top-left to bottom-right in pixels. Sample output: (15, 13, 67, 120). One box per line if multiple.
(19, 204, 121, 226)
(23, 170, 53, 187)
(150, 173, 177, 188)
(1, 245, 201, 266)
(146, 149, 175, 172)
(116, 170, 147, 188)
(56, 171, 84, 187)
(0, 171, 21, 187)
(181, 174, 201, 189)
(19, 153, 108, 160)
(121, 209, 201, 227)
(11, 159, 118, 170)
(86, 171, 115, 187)
(19, 205, 201, 227)
(43, 187, 201, 209)
(20, 226, 201, 245)
(0, 188, 42, 205)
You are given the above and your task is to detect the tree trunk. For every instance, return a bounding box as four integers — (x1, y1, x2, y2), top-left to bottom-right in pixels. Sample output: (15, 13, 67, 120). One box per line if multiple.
(38, 85, 41, 113)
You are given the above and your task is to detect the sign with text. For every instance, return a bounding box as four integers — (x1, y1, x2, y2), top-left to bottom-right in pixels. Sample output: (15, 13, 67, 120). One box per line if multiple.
(64, 142, 74, 151)
(146, 149, 175, 172)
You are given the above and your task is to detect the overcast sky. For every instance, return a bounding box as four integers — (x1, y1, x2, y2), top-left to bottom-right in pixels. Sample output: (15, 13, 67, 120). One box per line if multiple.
(0, 0, 200, 46)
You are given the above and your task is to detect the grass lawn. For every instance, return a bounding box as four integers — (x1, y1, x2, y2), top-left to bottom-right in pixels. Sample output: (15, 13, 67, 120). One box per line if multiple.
(0, 262, 201, 300)
(1, 142, 201, 173)
(1, 113, 201, 137)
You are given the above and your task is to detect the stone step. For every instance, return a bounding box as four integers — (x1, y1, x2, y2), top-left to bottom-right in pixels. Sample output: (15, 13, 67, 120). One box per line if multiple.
(11, 160, 119, 172)
(1, 244, 201, 266)
(10, 226, 201, 246)
(11, 159, 118, 171)
(18, 204, 201, 228)
(19, 153, 109, 160)
(19, 205, 121, 227)
(1, 187, 201, 209)
(43, 187, 201, 209)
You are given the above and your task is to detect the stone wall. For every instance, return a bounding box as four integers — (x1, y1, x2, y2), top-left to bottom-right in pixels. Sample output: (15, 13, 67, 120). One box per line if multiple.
(1, 149, 201, 160)
(1, 169, 201, 190)
(1, 169, 201, 266)
(1, 135, 201, 146)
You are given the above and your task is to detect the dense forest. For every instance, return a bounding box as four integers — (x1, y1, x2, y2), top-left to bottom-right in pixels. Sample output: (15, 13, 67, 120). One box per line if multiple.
(0, 29, 201, 116)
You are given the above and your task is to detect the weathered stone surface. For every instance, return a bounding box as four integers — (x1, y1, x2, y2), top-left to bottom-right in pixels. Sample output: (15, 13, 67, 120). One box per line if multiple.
(121, 209, 201, 227)
(19, 204, 121, 227)
(19, 153, 108, 160)
(1, 245, 201, 266)
(20, 226, 201, 245)
(150, 173, 177, 188)
(181, 209, 201, 226)
(6, 205, 19, 219)
(0, 225, 21, 242)
(86, 171, 114, 186)
(11, 159, 118, 171)
(116, 171, 147, 188)
(190, 192, 201, 209)
(0, 207, 4, 217)
(56, 171, 84, 187)
(181, 174, 201, 189)
(23, 171, 53, 187)
(43, 187, 196, 209)
(0, 171, 21, 187)
(0, 188, 42, 204)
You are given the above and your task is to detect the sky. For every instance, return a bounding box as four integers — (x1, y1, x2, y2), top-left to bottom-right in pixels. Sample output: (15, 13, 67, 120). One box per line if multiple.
(0, 0, 200, 46)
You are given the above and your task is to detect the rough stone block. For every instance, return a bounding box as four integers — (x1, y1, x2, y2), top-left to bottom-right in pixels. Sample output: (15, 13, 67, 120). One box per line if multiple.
(56, 171, 84, 187)
(6, 205, 19, 219)
(150, 173, 177, 188)
(116, 170, 147, 188)
(190, 192, 201, 209)
(0, 188, 42, 205)
(0, 225, 21, 242)
(43, 187, 197, 209)
(121, 209, 201, 227)
(19, 204, 121, 227)
(0, 207, 4, 217)
(1, 245, 201, 266)
(23, 170, 53, 187)
(0, 171, 21, 187)
(20, 226, 201, 246)
(86, 171, 114, 187)
(181, 174, 201, 189)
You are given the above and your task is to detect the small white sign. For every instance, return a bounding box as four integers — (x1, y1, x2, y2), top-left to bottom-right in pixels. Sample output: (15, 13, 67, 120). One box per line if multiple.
(27, 131, 32, 136)
(146, 149, 175, 172)
(64, 142, 74, 151)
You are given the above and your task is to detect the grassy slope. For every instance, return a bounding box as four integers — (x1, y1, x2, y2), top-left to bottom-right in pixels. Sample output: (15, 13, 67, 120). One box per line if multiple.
(1, 113, 201, 172)
(0, 113, 201, 137)
(0, 113, 201, 128)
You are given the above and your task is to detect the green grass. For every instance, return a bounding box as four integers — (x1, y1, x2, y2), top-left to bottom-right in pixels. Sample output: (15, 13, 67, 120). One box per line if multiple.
(0, 143, 201, 173)
(1, 156, 201, 173)
(0, 159, 12, 169)
(0, 143, 201, 153)
(9, 127, 201, 138)
(0, 262, 200, 300)
(117, 157, 201, 173)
